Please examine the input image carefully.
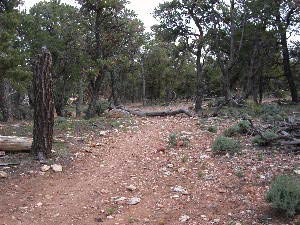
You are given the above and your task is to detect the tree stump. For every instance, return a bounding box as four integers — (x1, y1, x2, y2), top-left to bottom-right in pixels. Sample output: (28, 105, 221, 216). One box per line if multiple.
(31, 48, 54, 160)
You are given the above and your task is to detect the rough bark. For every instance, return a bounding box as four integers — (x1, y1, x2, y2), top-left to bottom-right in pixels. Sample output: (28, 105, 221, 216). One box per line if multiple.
(76, 76, 84, 117)
(141, 56, 146, 106)
(31, 48, 54, 160)
(0, 79, 12, 122)
(0, 136, 32, 152)
(194, 46, 204, 113)
(276, 5, 298, 102)
(280, 32, 298, 102)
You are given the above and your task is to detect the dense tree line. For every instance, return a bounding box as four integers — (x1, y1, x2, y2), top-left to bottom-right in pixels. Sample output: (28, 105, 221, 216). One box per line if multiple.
(0, 0, 299, 121)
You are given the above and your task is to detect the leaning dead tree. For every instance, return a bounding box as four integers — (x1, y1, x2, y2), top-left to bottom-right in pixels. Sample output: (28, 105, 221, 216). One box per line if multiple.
(31, 48, 54, 160)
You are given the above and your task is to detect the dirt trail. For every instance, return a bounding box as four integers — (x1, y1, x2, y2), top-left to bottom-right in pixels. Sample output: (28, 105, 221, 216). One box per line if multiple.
(0, 116, 297, 224)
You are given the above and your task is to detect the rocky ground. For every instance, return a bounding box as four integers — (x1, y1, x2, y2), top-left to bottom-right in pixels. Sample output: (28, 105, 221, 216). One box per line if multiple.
(0, 105, 299, 225)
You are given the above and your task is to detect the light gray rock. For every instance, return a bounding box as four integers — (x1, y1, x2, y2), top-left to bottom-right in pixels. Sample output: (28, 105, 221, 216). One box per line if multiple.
(127, 197, 141, 205)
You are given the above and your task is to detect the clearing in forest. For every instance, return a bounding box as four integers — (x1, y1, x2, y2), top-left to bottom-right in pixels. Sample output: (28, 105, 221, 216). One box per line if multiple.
(1, 104, 299, 225)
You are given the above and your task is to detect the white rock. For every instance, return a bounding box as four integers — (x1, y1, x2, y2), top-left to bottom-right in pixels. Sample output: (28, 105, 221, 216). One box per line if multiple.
(213, 218, 220, 223)
(167, 164, 174, 168)
(294, 169, 300, 175)
(127, 197, 141, 205)
(41, 165, 50, 172)
(99, 131, 109, 136)
(171, 186, 189, 195)
(113, 197, 127, 203)
(178, 167, 187, 173)
(107, 215, 114, 219)
(36, 202, 43, 207)
(126, 185, 137, 191)
(51, 164, 63, 172)
(199, 154, 210, 160)
(179, 215, 190, 223)
(0, 171, 8, 178)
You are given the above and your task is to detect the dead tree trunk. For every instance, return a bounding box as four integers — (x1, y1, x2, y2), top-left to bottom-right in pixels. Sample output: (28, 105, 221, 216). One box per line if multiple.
(31, 48, 54, 160)
(0, 136, 32, 152)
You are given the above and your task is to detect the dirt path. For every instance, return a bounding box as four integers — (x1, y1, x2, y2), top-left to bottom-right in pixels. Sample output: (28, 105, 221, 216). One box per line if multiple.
(0, 116, 298, 224)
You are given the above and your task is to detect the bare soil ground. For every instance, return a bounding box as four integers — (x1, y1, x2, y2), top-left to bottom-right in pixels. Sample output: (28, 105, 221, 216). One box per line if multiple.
(0, 104, 299, 225)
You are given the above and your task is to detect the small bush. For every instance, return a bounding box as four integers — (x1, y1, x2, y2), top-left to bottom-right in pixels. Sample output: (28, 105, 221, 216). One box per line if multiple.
(238, 120, 251, 134)
(266, 175, 300, 217)
(223, 125, 240, 137)
(212, 136, 241, 154)
(252, 130, 278, 146)
(168, 133, 177, 147)
(207, 126, 218, 133)
(223, 120, 251, 137)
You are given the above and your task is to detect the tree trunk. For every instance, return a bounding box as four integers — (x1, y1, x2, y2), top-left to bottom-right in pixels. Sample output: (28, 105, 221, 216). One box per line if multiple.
(76, 75, 84, 117)
(86, 74, 104, 118)
(276, 5, 298, 103)
(194, 46, 204, 112)
(110, 70, 119, 106)
(0, 79, 12, 122)
(141, 57, 146, 106)
(31, 48, 54, 160)
(280, 32, 298, 102)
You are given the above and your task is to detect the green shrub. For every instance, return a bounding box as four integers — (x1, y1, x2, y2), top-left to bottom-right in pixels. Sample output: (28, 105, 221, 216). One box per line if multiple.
(238, 120, 251, 134)
(212, 136, 241, 154)
(266, 175, 300, 217)
(168, 133, 177, 147)
(252, 130, 278, 146)
(223, 125, 240, 137)
(207, 126, 218, 133)
(223, 120, 251, 137)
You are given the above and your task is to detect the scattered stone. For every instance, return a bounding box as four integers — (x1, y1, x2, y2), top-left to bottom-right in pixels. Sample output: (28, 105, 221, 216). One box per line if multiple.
(167, 164, 174, 168)
(113, 197, 127, 203)
(157, 146, 166, 153)
(179, 215, 190, 223)
(171, 186, 189, 195)
(260, 175, 266, 180)
(127, 197, 141, 205)
(126, 185, 137, 191)
(95, 217, 103, 223)
(107, 215, 114, 219)
(41, 165, 50, 172)
(99, 131, 108, 136)
(213, 218, 220, 223)
(51, 164, 63, 172)
(199, 154, 210, 160)
(0, 171, 8, 178)
(0, 151, 5, 157)
(36, 202, 43, 207)
(294, 169, 300, 175)
(178, 167, 187, 173)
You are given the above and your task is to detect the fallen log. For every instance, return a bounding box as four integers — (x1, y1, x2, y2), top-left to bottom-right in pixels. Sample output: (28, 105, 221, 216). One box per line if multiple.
(116, 106, 193, 117)
(0, 136, 32, 152)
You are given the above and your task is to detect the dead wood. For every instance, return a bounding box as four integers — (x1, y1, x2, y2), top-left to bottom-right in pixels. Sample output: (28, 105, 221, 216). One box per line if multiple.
(0, 136, 32, 152)
(116, 106, 193, 117)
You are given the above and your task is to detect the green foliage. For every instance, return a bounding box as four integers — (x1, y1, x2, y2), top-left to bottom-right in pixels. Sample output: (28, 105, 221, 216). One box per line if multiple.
(223, 125, 240, 137)
(223, 120, 251, 137)
(252, 130, 278, 146)
(207, 126, 218, 133)
(168, 132, 177, 147)
(212, 136, 241, 154)
(266, 175, 300, 217)
(106, 207, 117, 216)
